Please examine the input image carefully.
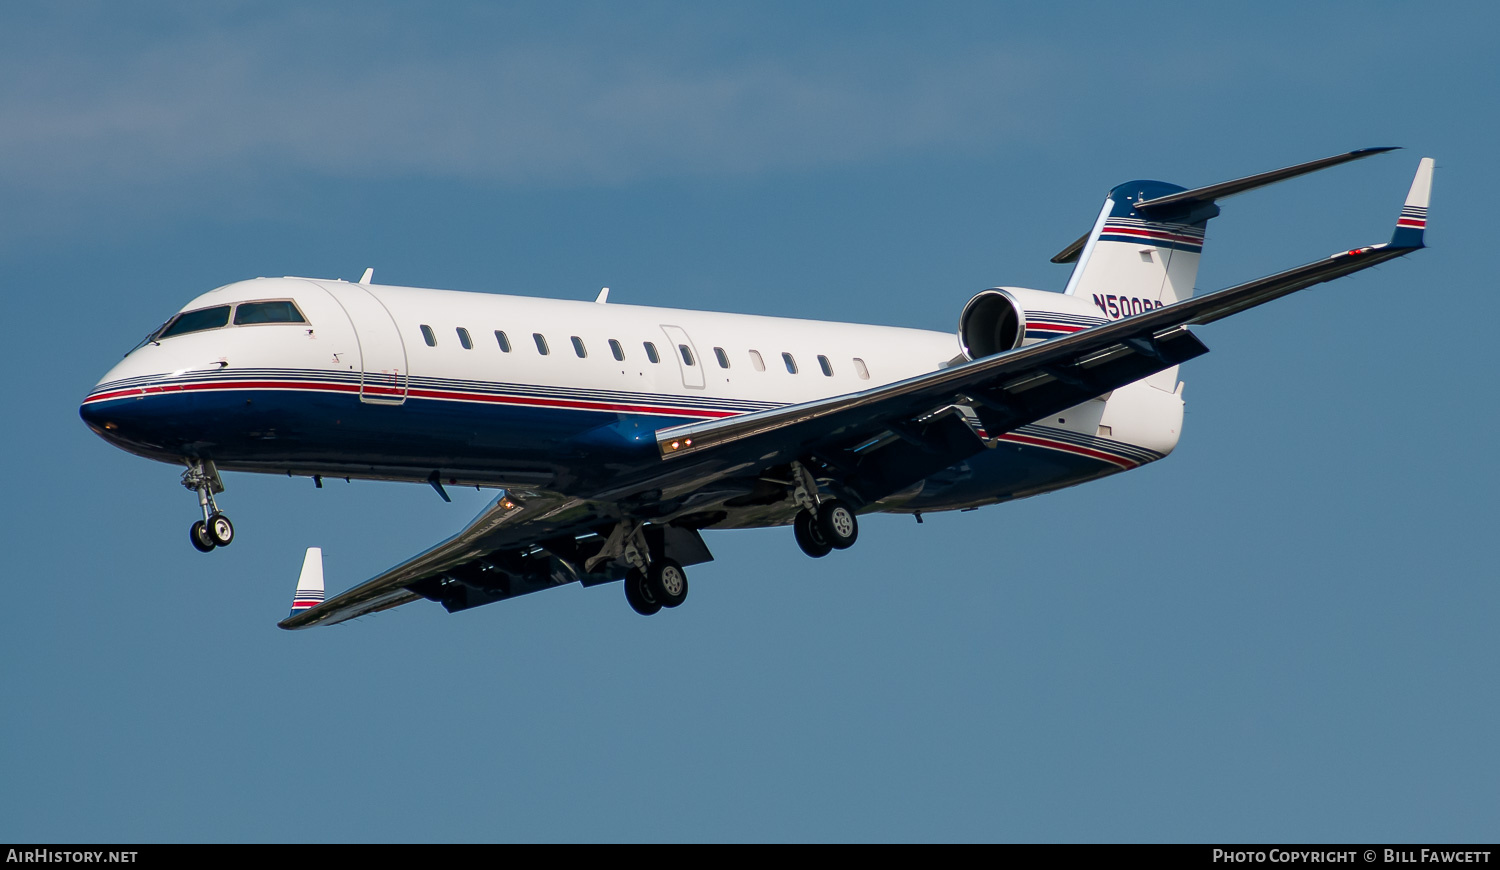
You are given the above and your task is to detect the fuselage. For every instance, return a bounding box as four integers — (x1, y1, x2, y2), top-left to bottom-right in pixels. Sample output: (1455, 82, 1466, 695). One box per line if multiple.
(80, 276, 1185, 526)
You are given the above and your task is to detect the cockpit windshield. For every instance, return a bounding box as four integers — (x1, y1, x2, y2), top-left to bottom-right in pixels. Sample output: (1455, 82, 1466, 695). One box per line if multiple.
(234, 300, 306, 325)
(158, 305, 232, 339)
(129, 299, 310, 354)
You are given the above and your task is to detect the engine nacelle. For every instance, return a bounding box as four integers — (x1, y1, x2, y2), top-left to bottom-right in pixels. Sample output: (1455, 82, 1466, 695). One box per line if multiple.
(957, 287, 1109, 361)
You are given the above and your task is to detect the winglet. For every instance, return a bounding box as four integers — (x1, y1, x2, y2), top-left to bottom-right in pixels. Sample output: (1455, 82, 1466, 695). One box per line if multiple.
(1390, 157, 1434, 249)
(289, 548, 325, 617)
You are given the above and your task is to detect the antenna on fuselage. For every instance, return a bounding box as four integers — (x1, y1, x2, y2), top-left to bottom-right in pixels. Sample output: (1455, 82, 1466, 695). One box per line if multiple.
(595, 287, 609, 303)
(359, 267, 374, 285)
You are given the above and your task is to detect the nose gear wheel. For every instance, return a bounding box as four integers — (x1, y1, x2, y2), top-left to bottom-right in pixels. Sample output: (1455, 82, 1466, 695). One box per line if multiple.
(182, 459, 234, 553)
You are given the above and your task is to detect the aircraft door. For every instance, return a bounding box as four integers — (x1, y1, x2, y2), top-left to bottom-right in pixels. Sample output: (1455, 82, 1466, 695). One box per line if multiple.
(314, 280, 409, 404)
(659, 324, 705, 390)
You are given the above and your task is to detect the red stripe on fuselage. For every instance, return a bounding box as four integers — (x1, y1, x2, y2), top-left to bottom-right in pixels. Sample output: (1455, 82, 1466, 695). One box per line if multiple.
(82, 378, 740, 419)
(995, 432, 1139, 469)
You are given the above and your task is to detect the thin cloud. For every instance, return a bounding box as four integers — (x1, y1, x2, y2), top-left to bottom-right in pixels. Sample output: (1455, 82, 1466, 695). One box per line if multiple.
(0, 12, 1045, 195)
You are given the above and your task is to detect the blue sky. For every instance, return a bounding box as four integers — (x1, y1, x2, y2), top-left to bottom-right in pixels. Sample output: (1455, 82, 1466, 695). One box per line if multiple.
(3, 1, 1496, 842)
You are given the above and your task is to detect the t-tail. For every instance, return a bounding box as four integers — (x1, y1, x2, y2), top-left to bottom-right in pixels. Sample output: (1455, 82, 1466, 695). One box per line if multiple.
(1050, 147, 1404, 388)
(1056, 147, 1400, 312)
(289, 548, 325, 617)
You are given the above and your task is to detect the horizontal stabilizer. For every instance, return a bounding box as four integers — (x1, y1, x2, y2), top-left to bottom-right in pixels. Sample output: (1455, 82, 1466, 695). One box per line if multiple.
(1051, 147, 1398, 264)
(1133, 147, 1398, 215)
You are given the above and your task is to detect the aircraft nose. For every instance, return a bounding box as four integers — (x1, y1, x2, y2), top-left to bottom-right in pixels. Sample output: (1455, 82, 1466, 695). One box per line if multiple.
(78, 397, 105, 430)
(79, 385, 176, 459)
(79, 392, 133, 446)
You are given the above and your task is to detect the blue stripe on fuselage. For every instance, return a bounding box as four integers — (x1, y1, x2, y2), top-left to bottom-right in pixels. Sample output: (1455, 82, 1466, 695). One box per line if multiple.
(79, 387, 680, 488)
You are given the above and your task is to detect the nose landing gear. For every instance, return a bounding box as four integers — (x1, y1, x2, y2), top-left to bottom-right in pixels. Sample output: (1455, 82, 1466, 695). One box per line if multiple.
(183, 459, 234, 552)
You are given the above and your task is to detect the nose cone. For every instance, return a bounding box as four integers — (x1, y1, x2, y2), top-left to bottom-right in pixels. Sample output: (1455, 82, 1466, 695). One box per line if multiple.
(80, 386, 161, 458)
(80, 355, 180, 461)
(78, 396, 107, 431)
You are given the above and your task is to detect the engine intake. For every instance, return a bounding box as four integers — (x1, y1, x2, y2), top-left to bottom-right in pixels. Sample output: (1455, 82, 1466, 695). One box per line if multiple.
(956, 286, 1111, 361)
(958, 289, 1023, 360)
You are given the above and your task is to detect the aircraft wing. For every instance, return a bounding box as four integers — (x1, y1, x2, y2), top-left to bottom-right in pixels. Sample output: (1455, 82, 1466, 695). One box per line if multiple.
(645, 161, 1432, 505)
(280, 158, 1430, 630)
(278, 489, 624, 629)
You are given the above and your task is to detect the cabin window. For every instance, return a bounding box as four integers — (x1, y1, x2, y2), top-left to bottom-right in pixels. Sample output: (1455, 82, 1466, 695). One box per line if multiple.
(783, 352, 798, 374)
(853, 357, 870, 379)
(233, 300, 306, 325)
(817, 354, 834, 376)
(457, 327, 473, 350)
(534, 333, 549, 355)
(609, 339, 625, 361)
(572, 336, 587, 358)
(748, 350, 765, 371)
(679, 344, 695, 366)
(644, 342, 660, 364)
(714, 347, 730, 369)
(420, 324, 437, 347)
(159, 306, 232, 339)
(495, 330, 511, 352)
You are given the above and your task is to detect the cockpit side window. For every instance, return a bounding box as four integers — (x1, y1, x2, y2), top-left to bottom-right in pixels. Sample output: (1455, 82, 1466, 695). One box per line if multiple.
(158, 306, 232, 339)
(233, 300, 307, 325)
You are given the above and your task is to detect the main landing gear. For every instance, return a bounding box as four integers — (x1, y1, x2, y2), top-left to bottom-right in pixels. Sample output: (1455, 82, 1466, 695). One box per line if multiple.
(183, 459, 235, 553)
(590, 519, 690, 616)
(789, 461, 859, 560)
(623, 558, 689, 616)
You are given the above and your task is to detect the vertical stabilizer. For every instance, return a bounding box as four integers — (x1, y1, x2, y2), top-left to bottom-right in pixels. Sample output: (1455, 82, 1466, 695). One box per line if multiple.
(290, 548, 325, 617)
(1064, 180, 1212, 312)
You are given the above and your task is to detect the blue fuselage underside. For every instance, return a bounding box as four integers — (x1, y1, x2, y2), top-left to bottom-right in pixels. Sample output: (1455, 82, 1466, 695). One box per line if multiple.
(80, 389, 1129, 514)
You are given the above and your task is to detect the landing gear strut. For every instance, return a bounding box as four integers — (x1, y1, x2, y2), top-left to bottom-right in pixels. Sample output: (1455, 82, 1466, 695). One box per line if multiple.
(183, 459, 234, 552)
(789, 461, 859, 558)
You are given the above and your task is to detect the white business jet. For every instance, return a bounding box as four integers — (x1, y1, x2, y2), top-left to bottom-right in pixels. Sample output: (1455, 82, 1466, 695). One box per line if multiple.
(79, 149, 1434, 629)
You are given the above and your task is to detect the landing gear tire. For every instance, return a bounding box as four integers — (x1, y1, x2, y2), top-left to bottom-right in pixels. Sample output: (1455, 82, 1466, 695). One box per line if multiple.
(624, 568, 662, 616)
(190, 520, 217, 552)
(817, 499, 859, 550)
(207, 513, 235, 547)
(794, 510, 833, 558)
(648, 559, 688, 608)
